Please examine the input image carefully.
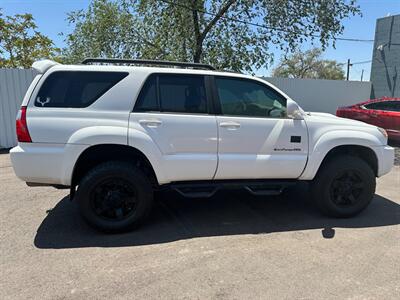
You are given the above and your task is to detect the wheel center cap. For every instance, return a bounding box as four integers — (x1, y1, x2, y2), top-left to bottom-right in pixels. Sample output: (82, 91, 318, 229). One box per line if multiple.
(344, 183, 352, 191)
(106, 191, 123, 207)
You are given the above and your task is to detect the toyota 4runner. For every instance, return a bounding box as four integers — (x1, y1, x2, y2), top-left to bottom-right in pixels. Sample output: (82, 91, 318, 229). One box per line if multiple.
(10, 58, 395, 232)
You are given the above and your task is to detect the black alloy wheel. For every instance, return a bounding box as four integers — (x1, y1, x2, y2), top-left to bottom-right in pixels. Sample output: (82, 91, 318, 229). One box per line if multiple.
(75, 161, 154, 232)
(330, 170, 365, 207)
(91, 178, 138, 221)
(311, 155, 376, 218)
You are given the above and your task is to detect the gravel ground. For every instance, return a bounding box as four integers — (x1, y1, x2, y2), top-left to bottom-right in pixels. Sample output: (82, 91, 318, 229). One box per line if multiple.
(386, 140, 399, 165)
(1, 153, 400, 300)
(394, 147, 400, 166)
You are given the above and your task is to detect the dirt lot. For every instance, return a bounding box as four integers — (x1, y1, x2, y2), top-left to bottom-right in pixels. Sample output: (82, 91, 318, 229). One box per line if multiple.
(1, 153, 399, 300)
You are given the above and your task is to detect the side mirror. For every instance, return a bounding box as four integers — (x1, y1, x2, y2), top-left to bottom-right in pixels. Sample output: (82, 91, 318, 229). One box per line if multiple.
(287, 101, 303, 120)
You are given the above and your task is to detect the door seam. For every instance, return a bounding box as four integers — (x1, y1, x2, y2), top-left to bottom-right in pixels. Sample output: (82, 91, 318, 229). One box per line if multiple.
(212, 116, 219, 180)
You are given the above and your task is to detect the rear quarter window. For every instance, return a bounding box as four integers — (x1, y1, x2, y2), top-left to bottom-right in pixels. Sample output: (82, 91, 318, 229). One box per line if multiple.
(34, 71, 128, 108)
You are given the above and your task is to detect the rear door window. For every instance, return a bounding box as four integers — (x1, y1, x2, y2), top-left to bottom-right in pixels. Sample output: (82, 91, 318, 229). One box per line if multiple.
(159, 74, 207, 113)
(35, 71, 128, 108)
(134, 74, 208, 114)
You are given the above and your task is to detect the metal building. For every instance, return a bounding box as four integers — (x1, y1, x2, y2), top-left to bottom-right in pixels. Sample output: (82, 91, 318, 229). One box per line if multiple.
(370, 14, 400, 98)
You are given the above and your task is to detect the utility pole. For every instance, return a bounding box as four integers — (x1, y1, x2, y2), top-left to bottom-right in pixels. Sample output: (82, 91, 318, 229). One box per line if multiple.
(361, 69, 364, 82)
(346, 59, 353, 81)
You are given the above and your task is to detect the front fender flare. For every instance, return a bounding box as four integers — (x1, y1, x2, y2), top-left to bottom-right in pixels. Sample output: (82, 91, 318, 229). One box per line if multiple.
(299, 130, 381, 180)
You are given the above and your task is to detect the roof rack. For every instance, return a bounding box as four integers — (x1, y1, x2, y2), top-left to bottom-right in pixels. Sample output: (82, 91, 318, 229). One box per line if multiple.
(81, 58, 216, 70)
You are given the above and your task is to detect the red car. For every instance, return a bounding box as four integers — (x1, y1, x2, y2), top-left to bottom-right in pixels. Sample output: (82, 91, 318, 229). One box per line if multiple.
(336, 97, 400, 142)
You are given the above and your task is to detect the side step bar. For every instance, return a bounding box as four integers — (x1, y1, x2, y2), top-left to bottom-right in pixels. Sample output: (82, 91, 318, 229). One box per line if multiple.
(26, 182, 69, 189)
(169, 180, 296, 198)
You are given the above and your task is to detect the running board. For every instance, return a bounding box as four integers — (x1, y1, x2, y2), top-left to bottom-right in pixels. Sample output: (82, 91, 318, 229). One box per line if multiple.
(170, 180, 296, 198)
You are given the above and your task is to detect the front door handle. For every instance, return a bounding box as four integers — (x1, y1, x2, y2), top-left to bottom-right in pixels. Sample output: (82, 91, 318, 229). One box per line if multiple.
(220, 121, 241, 130)
(139, 119, 162, 128)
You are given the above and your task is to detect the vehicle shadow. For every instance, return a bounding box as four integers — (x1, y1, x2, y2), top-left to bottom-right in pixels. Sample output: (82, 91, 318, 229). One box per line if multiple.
(34, 185, 400, 249)
(0, 148, 10, 154)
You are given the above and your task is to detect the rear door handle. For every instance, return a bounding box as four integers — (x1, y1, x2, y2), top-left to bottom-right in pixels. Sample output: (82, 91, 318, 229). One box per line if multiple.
(139, 119, 162, 127)
(220, 121, 241, 129)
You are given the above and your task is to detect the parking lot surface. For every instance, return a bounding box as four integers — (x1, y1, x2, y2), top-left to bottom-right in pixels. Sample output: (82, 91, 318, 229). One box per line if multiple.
(1, 153, 399, 299)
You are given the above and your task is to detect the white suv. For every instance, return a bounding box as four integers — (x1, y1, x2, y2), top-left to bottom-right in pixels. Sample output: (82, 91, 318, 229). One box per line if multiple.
(11, 59, 394, 232)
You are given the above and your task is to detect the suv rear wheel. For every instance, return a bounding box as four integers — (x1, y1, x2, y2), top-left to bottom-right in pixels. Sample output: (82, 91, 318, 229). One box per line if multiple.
(75, 161, 153, 232)
(311, 155, 376, 217)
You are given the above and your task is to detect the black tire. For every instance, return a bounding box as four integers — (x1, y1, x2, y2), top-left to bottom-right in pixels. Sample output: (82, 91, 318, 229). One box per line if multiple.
(310, 155, 376, 218)
(75, 161, 153, 232)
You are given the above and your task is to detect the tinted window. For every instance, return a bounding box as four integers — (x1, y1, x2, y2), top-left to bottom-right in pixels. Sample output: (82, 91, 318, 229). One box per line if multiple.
(215, 77, 287, 118)
(35, 71, 128, 108)
(365, 101, 400, 112)
(134, 75, 158, 111)
(159, 75, 207, 113)
(134, 74, 208, 114)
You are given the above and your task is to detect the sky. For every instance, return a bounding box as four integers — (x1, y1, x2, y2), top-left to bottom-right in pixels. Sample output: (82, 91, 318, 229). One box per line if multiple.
(1, 0, 399, 81)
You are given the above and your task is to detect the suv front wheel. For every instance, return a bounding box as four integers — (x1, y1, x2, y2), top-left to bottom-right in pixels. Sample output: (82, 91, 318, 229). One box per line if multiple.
(75, 161, 153, 232)
(311, 155, 376, 218)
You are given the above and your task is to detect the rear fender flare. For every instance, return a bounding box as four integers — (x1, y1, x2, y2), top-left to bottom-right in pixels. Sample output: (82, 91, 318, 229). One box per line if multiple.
(63, 126, 166, 185)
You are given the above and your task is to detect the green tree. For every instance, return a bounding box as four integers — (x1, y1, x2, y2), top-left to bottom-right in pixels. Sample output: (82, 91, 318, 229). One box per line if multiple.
(62, 0, 142, 63)
(0, 10, 60, 68)
(64, 0, 360, 72)
(272, 48, 345, 80)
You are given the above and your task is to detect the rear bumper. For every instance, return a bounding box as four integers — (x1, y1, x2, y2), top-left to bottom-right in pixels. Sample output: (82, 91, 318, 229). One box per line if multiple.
(373, 145, 395, 177)
(10, 143, 86, 185)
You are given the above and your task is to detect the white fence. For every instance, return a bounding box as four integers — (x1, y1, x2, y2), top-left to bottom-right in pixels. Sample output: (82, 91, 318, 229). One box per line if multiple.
(0, 69, 37, 148)
(0, 69, 372, 149)
(264, 77, 372, 114)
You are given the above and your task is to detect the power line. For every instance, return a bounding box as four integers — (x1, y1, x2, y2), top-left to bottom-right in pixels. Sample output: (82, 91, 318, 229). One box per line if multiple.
(335, 38, 373, 43)
(352, 60, 372, 65)
(345, 59, 374, 81)
(158, 0, 374, 43)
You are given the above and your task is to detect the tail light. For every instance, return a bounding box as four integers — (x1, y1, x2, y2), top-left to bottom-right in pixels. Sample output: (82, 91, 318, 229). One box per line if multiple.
(16, 106, 32, 142)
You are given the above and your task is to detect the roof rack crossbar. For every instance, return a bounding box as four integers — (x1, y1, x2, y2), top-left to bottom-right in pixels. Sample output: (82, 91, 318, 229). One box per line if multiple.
(81, 58, 216, 70)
